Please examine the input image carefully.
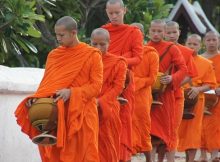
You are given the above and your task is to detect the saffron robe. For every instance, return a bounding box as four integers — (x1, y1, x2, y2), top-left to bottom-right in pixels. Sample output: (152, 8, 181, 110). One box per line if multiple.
(132, 46, 159, 153)
(102, 23, 143, 161)
(15, 42, 103, 162)
(178, 55, 216, 151)
(147, 40, 187, 150)
(98, 53, 127, 162)
(171, 44, 198, 150)
(202, 54, 220, 151)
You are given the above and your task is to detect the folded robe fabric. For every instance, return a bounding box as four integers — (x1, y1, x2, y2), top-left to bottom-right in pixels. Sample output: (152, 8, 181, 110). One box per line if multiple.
(132, 46, 159, 153)
(102, 23, 143, 161)
(178, 55, 216, 151)
(147, 40, 187, 150)
(171, 44, 198, 150)
(98, 53, 127, 162)
(15, 42, 103, 162)
(102, 23, 143, 68)
(202, 54, 220, 151)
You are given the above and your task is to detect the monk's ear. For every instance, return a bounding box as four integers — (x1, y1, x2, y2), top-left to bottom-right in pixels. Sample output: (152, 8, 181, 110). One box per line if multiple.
(123, 6, 127, 14)
(71, 29, 77, 35)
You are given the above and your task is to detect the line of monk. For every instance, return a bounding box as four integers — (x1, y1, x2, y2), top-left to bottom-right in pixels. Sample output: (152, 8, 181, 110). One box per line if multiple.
(14, 0, 220, 162)
(130, 22, 159, 162)
(164, 21, 198, 162)
(178, 33, 217, 162)
(199, 31, 220, 162)
(102, 1, 143, 161)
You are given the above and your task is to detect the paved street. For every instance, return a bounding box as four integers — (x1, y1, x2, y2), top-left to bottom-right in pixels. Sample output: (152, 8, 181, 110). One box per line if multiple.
(131, 152, 205, 162)
(132, 153, 185, 162)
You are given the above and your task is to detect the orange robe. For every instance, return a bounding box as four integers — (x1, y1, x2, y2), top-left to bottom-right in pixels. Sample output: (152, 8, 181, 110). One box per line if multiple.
(102, 23, 143, 161)
(132, 46, 159, 154)
(171, 44, 198, 150)
(202, 54, 220, 151)
(178, 55, 216, 152)
(147, 40, 187, 150)
(98, 53, 127, 162)
(14, 43, 103, 162)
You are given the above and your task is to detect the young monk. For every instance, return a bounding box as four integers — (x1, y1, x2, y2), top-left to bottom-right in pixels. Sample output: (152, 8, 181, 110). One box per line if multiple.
(14, 16, 103, 162)
(131, 23, 159, 162)
(200, 31, 220, 161)
(90, 28, 127, 162)
(164, 21, 198, 162)
(102, 0, 143, 161)
(146, 19, 187, 162)
(178, 34, 216, 162)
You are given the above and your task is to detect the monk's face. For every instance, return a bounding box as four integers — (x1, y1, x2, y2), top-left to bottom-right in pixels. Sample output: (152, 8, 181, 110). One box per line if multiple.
(149, 23, 165, 42)
(106, 2, 126, 25)
(91, 34, 109, 54)
(54, 25, 75, 47)
(164, 26, 180, 43)
(186, 37, 201, 53)
(204, 33, 219, 53)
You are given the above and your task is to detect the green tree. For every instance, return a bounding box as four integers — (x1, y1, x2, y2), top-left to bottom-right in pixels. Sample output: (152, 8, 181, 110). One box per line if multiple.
(125, 0, 173, 39)
(0, 0, 45, 67)
(0, 0, 173, 67)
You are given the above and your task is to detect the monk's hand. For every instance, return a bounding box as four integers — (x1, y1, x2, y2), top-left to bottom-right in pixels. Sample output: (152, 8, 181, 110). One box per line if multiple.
(25, 98, 37, 108)
(215, 88, 220, 96)
(188, 87, 200, 99)
(54, 88, 71, 102)
(160, 75, 172, 85)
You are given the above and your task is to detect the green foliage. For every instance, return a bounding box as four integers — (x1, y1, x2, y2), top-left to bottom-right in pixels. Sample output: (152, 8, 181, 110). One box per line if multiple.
(124, 0, 173, 39)
(0, 0, 173, 67)
(0, 0, 45, 66)
(213, 6, 220, 32)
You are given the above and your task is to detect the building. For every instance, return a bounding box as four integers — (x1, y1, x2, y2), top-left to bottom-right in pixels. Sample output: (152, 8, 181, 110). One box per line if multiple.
(167, 0, 219, 43)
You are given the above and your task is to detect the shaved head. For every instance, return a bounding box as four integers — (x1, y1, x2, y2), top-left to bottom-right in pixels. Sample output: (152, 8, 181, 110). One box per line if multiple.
(105, 0, 126, 25)
(55, 16, 77, 31)
(165, 21, 179, 29)
(186, 34, 201, 53)
(106, 0, 124, 7)
(203, 31, 220, 53)
(149, 19, 166, 42)
(131, 23, 144, 35)
(54, 16, 79, 47)
(164, 21, 180, 42)
(150, 19, 166, 27)
(187, 34, 202, 42)
(90, 28, 110, 54)
(91, 28, 110, 42)
(204, 31, 220, 39)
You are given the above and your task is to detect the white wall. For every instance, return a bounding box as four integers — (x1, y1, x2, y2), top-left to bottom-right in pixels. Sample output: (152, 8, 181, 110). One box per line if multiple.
(0, 66, 44, 162)
(0, 94, 41, 162)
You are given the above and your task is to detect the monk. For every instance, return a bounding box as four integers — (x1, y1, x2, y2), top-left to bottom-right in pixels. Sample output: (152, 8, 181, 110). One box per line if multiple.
(14, 16, 103, 162)
(146, 19, 187, 162)
(102, 0, 143, 161)
(164, 21, 198, 162)
(178, 34, 216, 162)
(131, 23, 159, 162)
(90, 28, 127, 162)
(200, 31, 220, 161)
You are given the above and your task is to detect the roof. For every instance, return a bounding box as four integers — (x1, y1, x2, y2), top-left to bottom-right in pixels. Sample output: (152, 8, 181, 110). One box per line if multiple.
(168, 0, 219, 35)
(192, 1, 219, 34)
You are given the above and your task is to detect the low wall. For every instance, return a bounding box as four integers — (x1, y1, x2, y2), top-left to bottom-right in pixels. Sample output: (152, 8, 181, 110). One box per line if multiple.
(0, 66, 44, 162)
